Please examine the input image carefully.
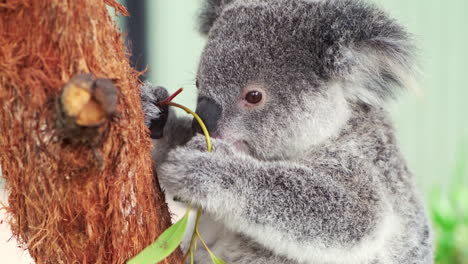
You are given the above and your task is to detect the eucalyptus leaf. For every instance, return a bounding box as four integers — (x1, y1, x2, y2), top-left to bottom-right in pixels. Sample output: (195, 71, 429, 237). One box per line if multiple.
(127, 212, 190, 264)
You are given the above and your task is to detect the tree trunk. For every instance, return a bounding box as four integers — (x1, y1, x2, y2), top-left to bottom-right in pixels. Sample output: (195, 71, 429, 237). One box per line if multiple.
(0, 0, 182, 263)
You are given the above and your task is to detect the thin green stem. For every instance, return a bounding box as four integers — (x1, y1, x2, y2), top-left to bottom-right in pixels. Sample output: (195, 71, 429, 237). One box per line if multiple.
(166, 101, 212, 152)
(183, 207, 204, 262)
(194, 207, 215, 257)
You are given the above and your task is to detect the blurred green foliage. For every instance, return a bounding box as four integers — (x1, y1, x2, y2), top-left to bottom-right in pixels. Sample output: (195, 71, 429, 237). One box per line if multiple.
(431, 146, 468, 264)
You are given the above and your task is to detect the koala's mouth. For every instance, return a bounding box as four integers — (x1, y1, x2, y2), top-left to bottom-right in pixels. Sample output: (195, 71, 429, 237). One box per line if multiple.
(211, 132, 251, 156)
(232, 140, 251, 155)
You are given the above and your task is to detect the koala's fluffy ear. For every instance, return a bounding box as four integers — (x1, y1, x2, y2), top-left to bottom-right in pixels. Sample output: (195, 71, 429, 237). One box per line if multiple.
(198, 0, 235, 35)
(316, 0, 418, 105)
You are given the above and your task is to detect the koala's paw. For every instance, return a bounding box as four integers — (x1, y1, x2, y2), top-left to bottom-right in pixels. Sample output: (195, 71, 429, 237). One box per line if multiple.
(157, 135, 236, 199)
(140, 83, 169, 138)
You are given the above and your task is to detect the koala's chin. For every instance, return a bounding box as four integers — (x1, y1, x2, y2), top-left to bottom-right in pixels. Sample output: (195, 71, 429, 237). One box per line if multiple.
(232, 140, 251, 155)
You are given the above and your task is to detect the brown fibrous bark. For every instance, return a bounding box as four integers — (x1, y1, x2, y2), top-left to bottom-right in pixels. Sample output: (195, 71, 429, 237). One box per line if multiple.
(0, 0, 182, 263)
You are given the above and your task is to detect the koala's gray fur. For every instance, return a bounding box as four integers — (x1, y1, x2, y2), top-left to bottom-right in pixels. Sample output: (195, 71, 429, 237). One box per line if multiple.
(141, 0, 433, 263)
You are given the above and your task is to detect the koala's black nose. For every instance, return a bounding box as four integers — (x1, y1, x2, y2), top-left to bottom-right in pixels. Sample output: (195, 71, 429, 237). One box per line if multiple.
(192, 97, 222, 136)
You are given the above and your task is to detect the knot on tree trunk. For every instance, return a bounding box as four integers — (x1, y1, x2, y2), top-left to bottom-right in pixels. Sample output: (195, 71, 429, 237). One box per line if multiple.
(57, 73, 118, 146)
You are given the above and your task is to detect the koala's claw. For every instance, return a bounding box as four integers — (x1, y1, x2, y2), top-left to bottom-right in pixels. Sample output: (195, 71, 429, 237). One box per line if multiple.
(140, 83, 169, 139)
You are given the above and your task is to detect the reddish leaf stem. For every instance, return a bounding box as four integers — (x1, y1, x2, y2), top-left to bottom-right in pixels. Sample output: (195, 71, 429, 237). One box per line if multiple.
(158, 87, 184, 106)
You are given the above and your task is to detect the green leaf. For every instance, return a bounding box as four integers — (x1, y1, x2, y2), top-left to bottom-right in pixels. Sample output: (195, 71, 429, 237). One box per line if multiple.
(209, 253, 225, 264)
(128, 212, 190, 264)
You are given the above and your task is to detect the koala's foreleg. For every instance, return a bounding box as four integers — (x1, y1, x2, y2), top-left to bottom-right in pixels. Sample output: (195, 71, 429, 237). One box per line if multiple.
(158, 136, 395, 263)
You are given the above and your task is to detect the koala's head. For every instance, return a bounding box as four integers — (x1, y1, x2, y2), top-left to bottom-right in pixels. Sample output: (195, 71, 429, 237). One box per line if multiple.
(193, 0, 416, 160)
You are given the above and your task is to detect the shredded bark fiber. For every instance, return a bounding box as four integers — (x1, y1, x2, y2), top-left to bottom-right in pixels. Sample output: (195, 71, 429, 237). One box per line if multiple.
(0, 0, 182, 263)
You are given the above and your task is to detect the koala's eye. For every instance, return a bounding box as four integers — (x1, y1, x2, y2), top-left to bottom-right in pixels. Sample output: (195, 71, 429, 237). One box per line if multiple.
(245, 91, 263, 104)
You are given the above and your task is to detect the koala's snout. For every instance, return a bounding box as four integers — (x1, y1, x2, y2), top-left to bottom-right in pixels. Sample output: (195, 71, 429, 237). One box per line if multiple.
(192, 97, 222, 136)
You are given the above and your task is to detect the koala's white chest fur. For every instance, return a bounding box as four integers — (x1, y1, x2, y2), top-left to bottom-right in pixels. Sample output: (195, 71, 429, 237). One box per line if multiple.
(183, 213, 289, 264)
(184, 213, 242, 263)
(197, 217, 239, 261)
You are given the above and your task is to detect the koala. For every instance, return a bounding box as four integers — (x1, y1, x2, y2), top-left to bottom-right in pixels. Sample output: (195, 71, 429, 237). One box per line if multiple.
(141, 0, 433, 263)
